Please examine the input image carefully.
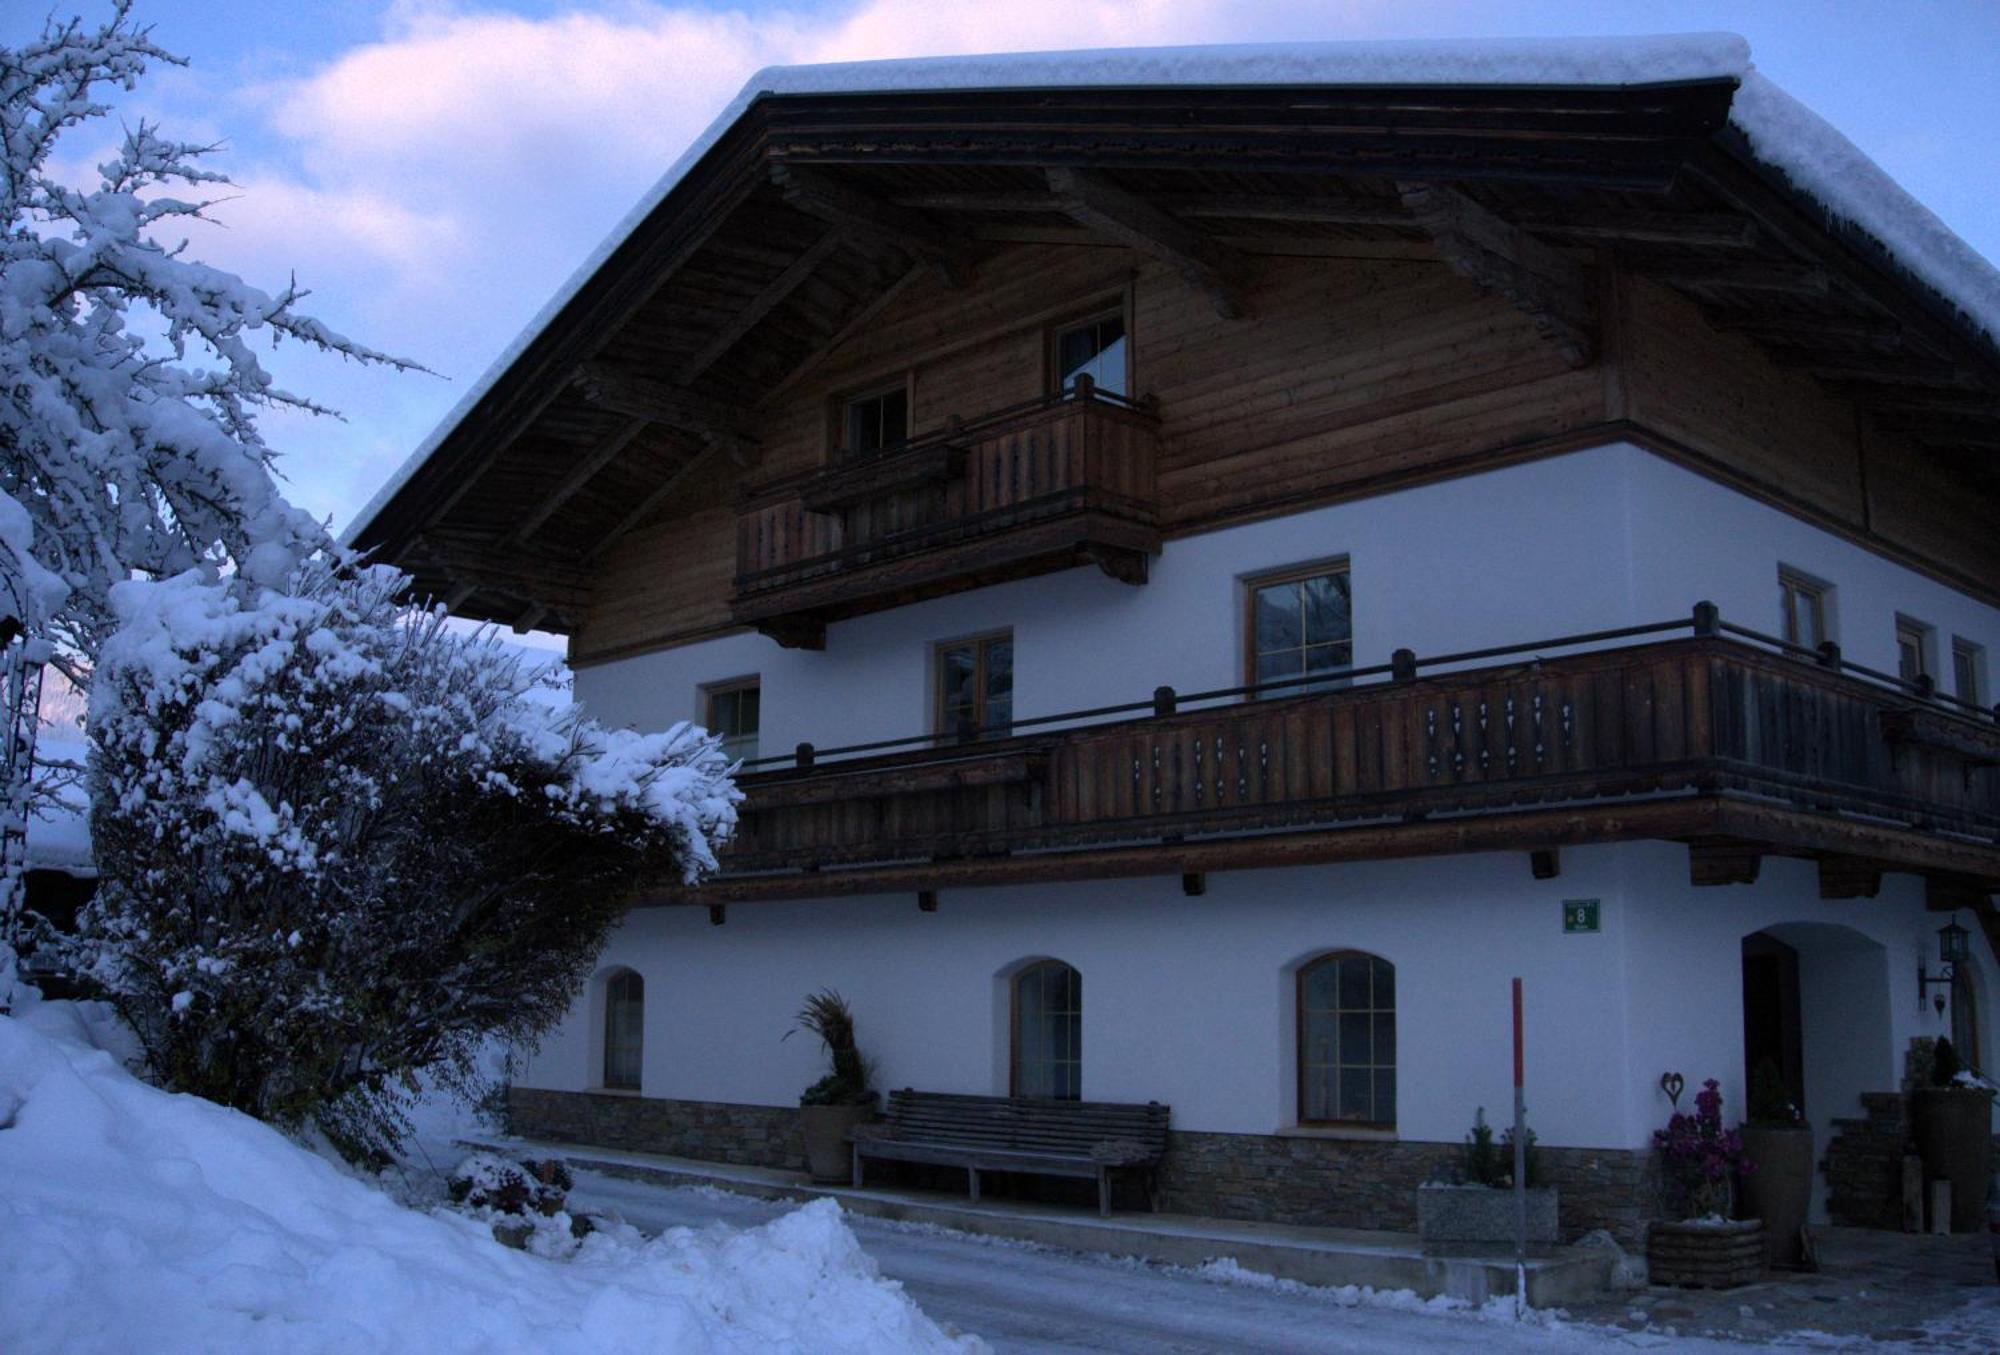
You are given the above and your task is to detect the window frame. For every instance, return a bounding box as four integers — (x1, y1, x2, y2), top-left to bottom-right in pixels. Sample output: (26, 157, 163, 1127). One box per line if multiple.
(829, 371, 915, 462)
(1241, 557, 1354, 696)
(701, 676, 761, 764)
(1295, 950, 1396, 1130)
(1951, 637, 1988, 711)
(1777, 566, 1833, 655)
(601, 968, 644, 1092)
(1895, 614, 1936, 689)
(1009, 959, 1082, 1101)
(932, 629, 1014, 743)
(1046, 296, 1134, 399)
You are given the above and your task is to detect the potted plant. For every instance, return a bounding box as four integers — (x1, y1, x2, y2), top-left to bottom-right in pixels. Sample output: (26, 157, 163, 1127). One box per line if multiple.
(1736, 1059, 1813, 1269)
(1910, 1037, 1996, 1233)
(1416, 1107, 1560, 1255)
(786, 989, 878, 1183)
(1648, 1078, 1763, 1288)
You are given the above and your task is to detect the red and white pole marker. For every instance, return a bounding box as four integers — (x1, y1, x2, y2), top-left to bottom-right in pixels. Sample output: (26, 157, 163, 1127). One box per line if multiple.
(1513, 976, 1529, 1316)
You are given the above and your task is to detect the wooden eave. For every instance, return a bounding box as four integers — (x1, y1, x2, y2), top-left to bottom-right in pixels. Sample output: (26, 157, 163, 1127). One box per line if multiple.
(348, 78, 2000, 633)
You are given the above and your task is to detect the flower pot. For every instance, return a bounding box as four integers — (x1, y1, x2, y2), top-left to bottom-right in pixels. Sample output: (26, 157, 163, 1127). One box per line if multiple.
(1416, 1183, 1560, 1256)
(1737, 1123, 1813, 1269)
(1647, 1217, 1764, 1288)
(799, 1101, 876, 1183)
(1910, 1087, 1995, 1233)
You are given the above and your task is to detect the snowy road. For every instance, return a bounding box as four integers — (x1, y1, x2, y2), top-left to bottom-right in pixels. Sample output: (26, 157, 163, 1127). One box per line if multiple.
(568, 1172, 1743, 1354)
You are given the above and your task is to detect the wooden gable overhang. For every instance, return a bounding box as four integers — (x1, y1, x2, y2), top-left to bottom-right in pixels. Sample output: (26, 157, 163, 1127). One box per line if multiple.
(348, 78, 2000, 634)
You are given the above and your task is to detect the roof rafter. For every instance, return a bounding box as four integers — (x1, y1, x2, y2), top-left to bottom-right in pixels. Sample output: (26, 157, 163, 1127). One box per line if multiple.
(771, 165, 976, 288)
(673, 227, 850, 385)
(1044, 166, 1250, 320)
(1397, 180, 1596, 368)
(572, 363, 757, 440)
(506, 418, 649, 546)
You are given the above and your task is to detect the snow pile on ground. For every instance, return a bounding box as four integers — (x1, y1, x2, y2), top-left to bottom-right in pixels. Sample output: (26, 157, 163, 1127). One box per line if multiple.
(0, 1007, 979, 1354)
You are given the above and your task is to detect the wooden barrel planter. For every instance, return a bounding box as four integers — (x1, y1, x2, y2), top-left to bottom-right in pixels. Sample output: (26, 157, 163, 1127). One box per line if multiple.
(1647, 1219, 1765, 1288)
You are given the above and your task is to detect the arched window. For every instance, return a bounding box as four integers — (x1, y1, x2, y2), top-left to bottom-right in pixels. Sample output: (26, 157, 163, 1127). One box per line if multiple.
(603, 969, 644, 1091)
(1297, 952, 1394, 1126)
(1013, 960, 1081, 1100)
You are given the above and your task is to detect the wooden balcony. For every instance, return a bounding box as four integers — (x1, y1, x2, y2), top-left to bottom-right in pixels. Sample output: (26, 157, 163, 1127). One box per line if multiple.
(683, 617, 2000, 906)
(732, 382, 1160, 648)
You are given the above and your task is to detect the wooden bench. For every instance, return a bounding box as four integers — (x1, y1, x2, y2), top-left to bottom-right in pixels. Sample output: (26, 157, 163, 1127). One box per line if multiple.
(850, 1089, 1170, 1217)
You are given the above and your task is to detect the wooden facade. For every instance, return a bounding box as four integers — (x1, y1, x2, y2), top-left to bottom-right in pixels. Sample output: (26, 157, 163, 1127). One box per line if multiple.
(347, 74, 2000, 923)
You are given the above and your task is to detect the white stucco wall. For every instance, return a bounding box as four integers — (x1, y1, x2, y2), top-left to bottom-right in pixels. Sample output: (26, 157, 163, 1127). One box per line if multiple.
(520, 841, 2000, 1161)
(574, 442, 1999, 758)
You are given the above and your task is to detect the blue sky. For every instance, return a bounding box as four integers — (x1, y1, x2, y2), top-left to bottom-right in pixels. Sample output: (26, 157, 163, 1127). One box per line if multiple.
(13, 1, 1998, 548)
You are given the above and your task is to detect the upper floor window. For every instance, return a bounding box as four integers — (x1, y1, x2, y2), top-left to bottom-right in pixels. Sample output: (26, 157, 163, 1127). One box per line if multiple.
(1052, 309, 1128, 398)
(603, 969, 644, 1091)
(841, 379, 909, 458)
(936, 631, 1012, 742)
(703, 678, 760, 763)
(1952, 638, 1987, 710)
(1778, 567, 1831, 653)
(1896, 615, 1935, 689)
(1297, 951, 1395, 1127)
(1246, 561, 1352, 695)
(1013, 959, 1081, 1100)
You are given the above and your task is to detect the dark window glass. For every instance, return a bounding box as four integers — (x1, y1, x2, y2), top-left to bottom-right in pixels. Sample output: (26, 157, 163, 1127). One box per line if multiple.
(1298, 952, 1394, 1125)
(705, 681, 759, 763)
(1055, 314, 1127, 397)
(603, 970, 644, 1091)
(1014, 960, 1082, 1100)
(1897, 620, 1931, 685)
(1250, 566, 1351, 696)
(1778, 571, 1828, 652)
(1951, 641, 1984, 707)
(844, 385, 908, 456)
(937, 633, 1012, 741)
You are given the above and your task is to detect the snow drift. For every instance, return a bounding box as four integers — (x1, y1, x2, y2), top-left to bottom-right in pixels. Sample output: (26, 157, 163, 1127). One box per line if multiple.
(0, 1005, 978, 1354)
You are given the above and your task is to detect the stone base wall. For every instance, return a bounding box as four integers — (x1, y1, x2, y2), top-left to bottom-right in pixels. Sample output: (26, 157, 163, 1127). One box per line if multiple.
(508, 1090, 1660, 1245)
(508, 1088, 804, 1172)
(1159, 1131, 1658, 1247)
(1824, 1092, 1910, 1229)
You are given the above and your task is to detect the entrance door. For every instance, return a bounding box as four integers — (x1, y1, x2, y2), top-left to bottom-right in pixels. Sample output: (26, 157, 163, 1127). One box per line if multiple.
(1742, 932, 1805, 1111)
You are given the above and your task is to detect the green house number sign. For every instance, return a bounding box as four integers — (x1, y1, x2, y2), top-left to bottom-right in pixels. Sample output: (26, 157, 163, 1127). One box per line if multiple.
(1562, 899, 1601, 933)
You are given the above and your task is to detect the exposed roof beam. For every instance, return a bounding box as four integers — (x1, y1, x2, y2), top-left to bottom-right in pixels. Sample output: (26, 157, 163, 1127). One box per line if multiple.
(414, 532, 595, 599)
(583, 436, 734, 562)
(1880, 413, 2000, 447)
(1713, 313, 1903, 344)
(1397, 181, 1595, 368)
(507, 418, 649, 545)
(771, 165, 975, 288)
(673, 228, 849, 385)
(757, 259, 929, 408)
(1044, 166, 1250, 320)
(572, 364, 756, 440)
(1861, 390, 2000, 416)
(511, 603, 550, 634)
(1640, 261, 1829, 295)
(1508, 208, 1757, 249)
(1804, 358, 1989, 390)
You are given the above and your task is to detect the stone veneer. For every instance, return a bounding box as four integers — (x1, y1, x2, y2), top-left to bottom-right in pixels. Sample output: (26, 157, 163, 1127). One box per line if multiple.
(1823, 1092, 1911, 1230)
(510, 1089, 1660, 1244)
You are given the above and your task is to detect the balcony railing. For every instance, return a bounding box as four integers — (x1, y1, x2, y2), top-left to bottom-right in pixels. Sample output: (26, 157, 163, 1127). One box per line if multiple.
(731, 380, 1160, 648)
(705, 606, 2000, 891)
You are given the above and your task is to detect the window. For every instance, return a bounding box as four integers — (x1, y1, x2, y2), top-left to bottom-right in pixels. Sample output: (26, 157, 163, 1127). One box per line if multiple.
(1896, 616, 1935, 688)
(1245, 561, 1352, 694)
(703, 678, 760, 763)
(840, 380, 909, 458)
(1778, 568, 1831, 653)
(603, 969, 644, 1091)
(1052, 308, 1128, 398)
(1297, 952, 1395, 1126)
(935, 631, 1012, 741)
(1952, 638, 1987, 710)
(1013, 960, 1081, 1100)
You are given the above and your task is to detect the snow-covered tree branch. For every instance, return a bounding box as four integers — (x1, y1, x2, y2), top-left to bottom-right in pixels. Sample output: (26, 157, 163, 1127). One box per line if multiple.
(76, 562, 739, 1157)
(0, 3, 423, 1001)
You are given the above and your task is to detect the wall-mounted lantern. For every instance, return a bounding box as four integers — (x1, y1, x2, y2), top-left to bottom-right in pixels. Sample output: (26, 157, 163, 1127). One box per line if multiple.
(1918, 917, 1971, 1017)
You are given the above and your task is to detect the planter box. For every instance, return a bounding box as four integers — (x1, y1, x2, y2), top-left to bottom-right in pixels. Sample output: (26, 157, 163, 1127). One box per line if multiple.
(1910, 1087, 1996, 1233)
(1417, 1183, 1560, 1256)
(1648, 1218, 1764, 1288)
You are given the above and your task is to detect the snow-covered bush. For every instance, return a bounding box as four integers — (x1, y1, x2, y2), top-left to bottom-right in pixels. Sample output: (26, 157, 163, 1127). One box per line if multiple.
(0, 3, 416, 1001)
(74, 561, 737, 1157)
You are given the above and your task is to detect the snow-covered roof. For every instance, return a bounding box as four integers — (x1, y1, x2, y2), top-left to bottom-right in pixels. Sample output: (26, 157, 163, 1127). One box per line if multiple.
(345, 32, 2000, 548)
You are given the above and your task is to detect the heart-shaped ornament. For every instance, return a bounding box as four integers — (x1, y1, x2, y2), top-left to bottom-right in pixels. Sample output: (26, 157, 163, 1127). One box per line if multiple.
(1659, 1071, 1686, 1108)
